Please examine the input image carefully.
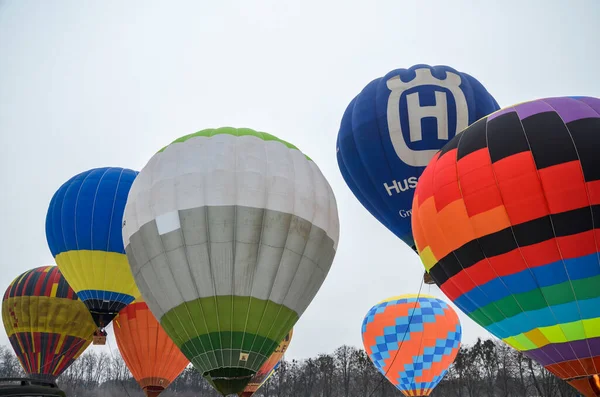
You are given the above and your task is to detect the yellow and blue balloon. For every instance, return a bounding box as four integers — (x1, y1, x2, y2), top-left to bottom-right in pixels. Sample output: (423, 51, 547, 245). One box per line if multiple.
(45, 167, 140, 337)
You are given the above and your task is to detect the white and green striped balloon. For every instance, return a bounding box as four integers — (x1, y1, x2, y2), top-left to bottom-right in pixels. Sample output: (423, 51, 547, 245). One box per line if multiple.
(122, 127, 339, 395)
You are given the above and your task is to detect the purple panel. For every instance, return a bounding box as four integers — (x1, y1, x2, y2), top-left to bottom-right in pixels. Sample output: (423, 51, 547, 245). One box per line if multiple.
(488, 107, 517, 121)
(523, 348, 551, 364)
(576, 97, 600, 116)
(522, 336, 600, 366)
(514, 99, 555, 120)
(530, 344, 565, 365)
(542, 97, 600, 123)
(559, 339, 590, 360)
(588, 337, 600, 356)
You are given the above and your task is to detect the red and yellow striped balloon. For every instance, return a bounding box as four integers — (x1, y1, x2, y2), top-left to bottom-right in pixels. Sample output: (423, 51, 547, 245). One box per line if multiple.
(2, 266, 95, 380)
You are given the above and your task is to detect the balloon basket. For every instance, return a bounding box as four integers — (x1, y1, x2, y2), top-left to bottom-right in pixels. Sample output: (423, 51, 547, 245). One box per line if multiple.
(93, 329, 107, 345)
(423, 271, 435, 285)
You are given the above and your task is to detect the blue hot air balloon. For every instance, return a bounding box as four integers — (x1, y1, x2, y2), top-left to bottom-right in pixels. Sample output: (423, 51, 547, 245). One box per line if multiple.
(45, 167, 141, 344)
(336, 64, 500, 252)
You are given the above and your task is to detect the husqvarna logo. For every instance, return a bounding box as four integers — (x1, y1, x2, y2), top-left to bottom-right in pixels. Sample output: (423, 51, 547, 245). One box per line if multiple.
(386, 68, 468, 167)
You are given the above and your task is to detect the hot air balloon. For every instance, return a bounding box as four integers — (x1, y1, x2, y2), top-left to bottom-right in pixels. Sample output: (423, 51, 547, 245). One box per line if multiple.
(1, 266, 96, 380)
(239, 328, 293, 397)
(113, 297, 190, 397)
(122, 127, 340, 395)
(45, 167, 141, 344)
(336, 64, 499, 257)
(411, 96, 600, 397)
(361, 294, 461, 396)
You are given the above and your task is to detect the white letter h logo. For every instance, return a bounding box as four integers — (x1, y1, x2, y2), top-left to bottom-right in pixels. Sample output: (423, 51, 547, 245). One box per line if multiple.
(386, 68, 468, 167)
(406, 91, 449, 142)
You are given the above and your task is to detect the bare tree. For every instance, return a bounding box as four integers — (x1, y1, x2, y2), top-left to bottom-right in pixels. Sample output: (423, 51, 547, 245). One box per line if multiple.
(0, 338, 584, 397)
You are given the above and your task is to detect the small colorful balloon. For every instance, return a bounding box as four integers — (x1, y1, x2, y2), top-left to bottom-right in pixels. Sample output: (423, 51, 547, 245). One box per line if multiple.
(361, 294, 461, 396)
(239, 328, 293, 397)
(2, 266, 96, 380)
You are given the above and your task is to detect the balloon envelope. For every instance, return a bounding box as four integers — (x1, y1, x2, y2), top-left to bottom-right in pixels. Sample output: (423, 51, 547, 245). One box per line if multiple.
(337, 64, 499, 250)
(114, 298, 190, 397)
(2, 266, 95, 380)
(412, 96, 600, 397)
(361, 294, 461, 396)
(45, 167, 141, 330)
(122, 127, 340, 395)
(239, 328, 293, 397)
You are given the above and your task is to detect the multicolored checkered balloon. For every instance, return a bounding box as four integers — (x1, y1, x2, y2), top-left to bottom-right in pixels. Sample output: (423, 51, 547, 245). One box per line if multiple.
(361, 294, 461, 396)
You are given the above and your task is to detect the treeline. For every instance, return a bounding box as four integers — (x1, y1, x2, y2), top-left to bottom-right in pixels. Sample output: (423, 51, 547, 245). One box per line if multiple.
(0, 338, 580, 397)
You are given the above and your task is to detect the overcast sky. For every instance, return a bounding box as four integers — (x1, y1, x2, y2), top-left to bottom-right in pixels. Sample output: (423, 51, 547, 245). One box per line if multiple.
(1, 0, 599, 365)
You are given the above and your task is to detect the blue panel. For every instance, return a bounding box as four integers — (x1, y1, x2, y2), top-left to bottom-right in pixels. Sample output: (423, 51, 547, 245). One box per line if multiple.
(502, 270, 538, 295)
(457, 257, 600, 314)
(45, 167, 139, 256)
(531, 261, 569, 287)
(76, 289, 135, 305)
(565, 254, 600, 280)
(336, 64, 499, 249)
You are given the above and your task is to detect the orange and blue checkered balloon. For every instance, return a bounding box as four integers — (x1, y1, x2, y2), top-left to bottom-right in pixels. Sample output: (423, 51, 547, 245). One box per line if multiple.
(361, 294, 461, 396)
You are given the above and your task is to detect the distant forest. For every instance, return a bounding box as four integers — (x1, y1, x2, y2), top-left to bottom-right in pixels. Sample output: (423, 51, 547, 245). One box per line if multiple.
(0, 338, 580, 397)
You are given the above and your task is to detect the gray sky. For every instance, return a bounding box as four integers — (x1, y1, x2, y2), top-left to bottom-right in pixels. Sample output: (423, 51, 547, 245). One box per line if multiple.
(1, 0, 599, 363)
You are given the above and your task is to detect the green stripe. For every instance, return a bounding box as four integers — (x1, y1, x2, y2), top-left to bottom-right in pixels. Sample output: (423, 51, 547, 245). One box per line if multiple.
(470, 275, 600, 327)
(181, 331, 280, 358)
(159, 295, 298, 395)
(160, 295, 298, 359)
(157, 127, 312, 160)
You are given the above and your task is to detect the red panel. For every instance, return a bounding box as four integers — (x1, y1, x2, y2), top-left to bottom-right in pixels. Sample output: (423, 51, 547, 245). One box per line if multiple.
(494, 152, 537, 181)
(519, 239, 562, 268)
(556, 230, 597, 260)
(433, 153, 461, 212)
(462, 185, 504, 218)
(456, 149, 493, 194)
(440, 280, 464, 302)
(445, 268, 478, 298)
(458, 149, 503, 219)
(464, 259, 498, 288)
(538, 161, 588, 214)
(493, 152, 549, 225)
(487, 249, 529, 277)
(586, 180, 600, 206)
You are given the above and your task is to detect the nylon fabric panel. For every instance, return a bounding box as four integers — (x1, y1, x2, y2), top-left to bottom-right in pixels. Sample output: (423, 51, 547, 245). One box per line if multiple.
(412, 97, 600, 396)
(128, 208, 335, 319)
(336, 96, 393, 232)
(122, 134, 338, 247)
